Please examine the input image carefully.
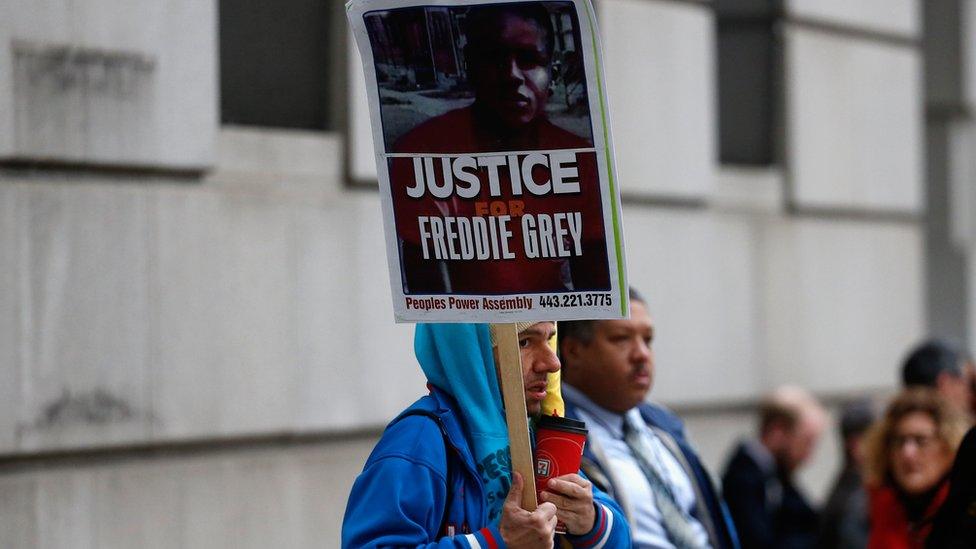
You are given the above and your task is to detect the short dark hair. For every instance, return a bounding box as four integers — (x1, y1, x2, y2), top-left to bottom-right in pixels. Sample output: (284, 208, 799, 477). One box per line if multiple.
(756, 386, 824, 435)
(464, 3, 556, 64)
(558, 287, 646, 351)
(758, 399, 800, 434)
(838, 398, 875, 439)
(901, 339, 964, 387)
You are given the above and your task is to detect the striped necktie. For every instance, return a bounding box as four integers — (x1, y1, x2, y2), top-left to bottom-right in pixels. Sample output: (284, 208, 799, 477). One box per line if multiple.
(622, 415, 705, 549)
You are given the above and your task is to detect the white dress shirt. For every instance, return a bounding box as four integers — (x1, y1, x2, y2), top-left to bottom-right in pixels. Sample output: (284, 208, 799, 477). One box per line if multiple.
(562, 383, 712, 549)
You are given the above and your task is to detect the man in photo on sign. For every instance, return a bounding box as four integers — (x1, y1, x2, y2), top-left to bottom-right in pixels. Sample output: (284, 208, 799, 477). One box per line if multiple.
(390, 3, 610, 296)
(393, 3, 592, 154)
(341, 321, 631, 548)
(558, 288, 740, 549)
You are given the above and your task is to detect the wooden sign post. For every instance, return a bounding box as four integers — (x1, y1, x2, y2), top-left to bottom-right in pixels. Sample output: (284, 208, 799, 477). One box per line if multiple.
(492, 322, 538, 511)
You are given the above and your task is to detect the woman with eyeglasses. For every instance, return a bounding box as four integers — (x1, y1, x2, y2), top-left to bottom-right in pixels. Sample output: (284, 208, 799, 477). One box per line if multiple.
(863, 388, 971, 549)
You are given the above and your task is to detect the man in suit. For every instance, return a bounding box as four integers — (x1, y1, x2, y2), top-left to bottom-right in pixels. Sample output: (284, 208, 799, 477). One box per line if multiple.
(558, 288, 739, 548)
(722, 386, 827, 549)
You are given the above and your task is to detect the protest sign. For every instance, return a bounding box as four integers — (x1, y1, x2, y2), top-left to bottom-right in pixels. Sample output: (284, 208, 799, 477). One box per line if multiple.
(347, 0, 628, 323)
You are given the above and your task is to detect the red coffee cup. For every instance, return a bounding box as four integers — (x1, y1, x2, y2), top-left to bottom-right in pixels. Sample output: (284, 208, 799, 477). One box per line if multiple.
(534, 415, 588, 533)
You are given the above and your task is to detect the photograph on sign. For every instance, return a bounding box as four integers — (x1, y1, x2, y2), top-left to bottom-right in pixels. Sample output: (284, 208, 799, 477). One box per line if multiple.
(347, 0, 627, 322)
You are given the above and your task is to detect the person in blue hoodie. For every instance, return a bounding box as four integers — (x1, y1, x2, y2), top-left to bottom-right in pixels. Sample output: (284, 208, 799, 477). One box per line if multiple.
(342, 321, 631, 548)
(558, 288, 739, 549)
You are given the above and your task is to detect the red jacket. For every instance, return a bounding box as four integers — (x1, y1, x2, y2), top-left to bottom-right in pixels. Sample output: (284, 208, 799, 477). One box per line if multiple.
(868, 482, 950, 549)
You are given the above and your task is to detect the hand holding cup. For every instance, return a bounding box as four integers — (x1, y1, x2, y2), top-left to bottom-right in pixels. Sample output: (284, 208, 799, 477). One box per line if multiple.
(539, 474, 596, 535)
(499, 472, 557, 549)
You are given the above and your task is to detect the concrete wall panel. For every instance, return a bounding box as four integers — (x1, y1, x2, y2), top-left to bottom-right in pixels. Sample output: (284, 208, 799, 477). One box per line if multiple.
(148, 129, 424, 440)
(348, 35, 376, 183)
(761, 219, 924, 393)
(151, 189, 299, 438)
(600, 0, 715, 199)
(15, 184, 153, 453)
(0, 438, 374, 549)
(786, 0, 918, 38)
(623, 207, 761, 404)
(786, 28, 922, 213)
(1, 0, 216, 169)
(965, 1, 976, 111)
(35, 473, 96, 549)
(281, 193, 420, 432)
(0, 129, 428, 455)
(0, 185, 21, 450)
(0, 477, 37, 549)
(93, 465, 183, 549)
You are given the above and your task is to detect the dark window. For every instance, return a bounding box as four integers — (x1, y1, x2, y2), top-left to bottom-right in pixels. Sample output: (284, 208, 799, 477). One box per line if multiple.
(715, 0, 779, 165)
(219, 0, 334, 130)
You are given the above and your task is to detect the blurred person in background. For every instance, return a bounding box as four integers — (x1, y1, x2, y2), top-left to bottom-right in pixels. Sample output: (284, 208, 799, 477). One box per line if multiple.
(863, 388, 969, 549)
(558, 288, 739, 549)
(964, 351, 976, 417)
(818, 398, 876, 549)
(901, 339, 975, 420)
(927, 425, 976, 548)
(721, 386, 827, 549)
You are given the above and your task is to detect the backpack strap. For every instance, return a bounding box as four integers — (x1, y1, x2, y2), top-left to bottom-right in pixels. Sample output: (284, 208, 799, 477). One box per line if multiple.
(392, 407, 461, 536)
